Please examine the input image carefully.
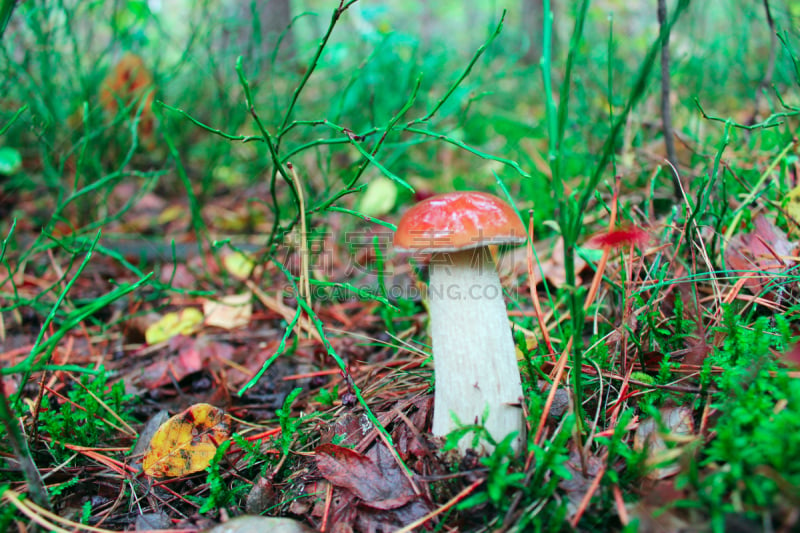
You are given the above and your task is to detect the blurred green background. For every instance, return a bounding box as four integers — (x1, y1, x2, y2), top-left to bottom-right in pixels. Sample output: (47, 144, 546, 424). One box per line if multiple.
(1, 0, 799, 258)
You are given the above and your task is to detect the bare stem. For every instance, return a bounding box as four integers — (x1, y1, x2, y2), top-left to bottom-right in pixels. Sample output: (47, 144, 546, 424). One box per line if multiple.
(658, 0, 681, 199)
(0, 386, 51, 510)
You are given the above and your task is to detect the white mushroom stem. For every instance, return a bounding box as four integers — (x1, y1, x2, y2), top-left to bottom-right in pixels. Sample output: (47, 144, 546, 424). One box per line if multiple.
(428, 246, 524, 452)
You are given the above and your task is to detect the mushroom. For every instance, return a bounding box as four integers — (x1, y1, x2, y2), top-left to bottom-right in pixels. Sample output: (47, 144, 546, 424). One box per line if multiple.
(394, 191, 526, 452)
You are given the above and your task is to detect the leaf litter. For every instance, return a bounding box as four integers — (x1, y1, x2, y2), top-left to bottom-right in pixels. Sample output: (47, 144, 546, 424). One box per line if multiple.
(4, 185, 800, 532)
(4, 38, 800, 533)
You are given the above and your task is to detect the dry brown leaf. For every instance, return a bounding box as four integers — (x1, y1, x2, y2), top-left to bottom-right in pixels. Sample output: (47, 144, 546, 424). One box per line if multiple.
(559, 445, 604, 518)
(627, 479, 695, 533)
(142, 403, 231, 478)
(634, 406, 696, 480)
(159, 263, 198, 289)
(316, 443, 417, 510)
(99, 53, 156, 145)
(203, 515, 317, 533)
(133, 335, 234, 389)
(781, 343, 800, 369)
(724, 216, 797, 295)
(315, 443, 432, 532)
(203, 292, 252, 330)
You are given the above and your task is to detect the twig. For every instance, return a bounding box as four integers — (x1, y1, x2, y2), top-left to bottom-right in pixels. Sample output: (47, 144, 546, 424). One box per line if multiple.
(0, 387, 51, 510)
(320, 481, 334, 532)
(65, 374, 137, 436)
(287, 162, 313, 338)
(526, 209, 555, 356)
(569, 461, 607, 527)
(657, 0, 681, 199)
(748, 0, 778, 126)
(393, 479, 483, 533)
(583, 175, 621, 311)
(532, 345, 571, 449)
(2, 488, 134, 533)
(612, 483, 630, 525)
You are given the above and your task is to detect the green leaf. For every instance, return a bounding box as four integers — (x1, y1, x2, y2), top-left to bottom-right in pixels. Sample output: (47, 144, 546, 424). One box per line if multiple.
(358, 176, 397, 217)
(0, 147, 21, 175)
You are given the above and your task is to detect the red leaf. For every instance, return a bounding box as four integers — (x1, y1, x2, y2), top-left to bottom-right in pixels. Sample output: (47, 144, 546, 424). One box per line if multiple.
(315, 443, 417, 510)
(724, 216, 797, 295)
(781, 343, 800, 369)
(133, 336, 233, 389)
(588, 226, 650, 249)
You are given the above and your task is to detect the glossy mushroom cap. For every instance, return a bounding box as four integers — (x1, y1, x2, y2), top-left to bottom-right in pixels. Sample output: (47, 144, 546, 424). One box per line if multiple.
(393, 191, 526, 253)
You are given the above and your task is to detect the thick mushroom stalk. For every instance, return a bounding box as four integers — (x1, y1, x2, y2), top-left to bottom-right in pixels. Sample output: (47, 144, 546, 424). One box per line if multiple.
(393, 190, 528, 453)
(428, 247, 524, 452)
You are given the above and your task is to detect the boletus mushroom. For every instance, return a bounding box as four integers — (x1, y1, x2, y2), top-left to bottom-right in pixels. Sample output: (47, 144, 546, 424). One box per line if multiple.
(394, 191, 526, 452)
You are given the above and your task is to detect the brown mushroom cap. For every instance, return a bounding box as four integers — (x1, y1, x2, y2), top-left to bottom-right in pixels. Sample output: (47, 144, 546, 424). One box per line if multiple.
(394, 191, 526, 253)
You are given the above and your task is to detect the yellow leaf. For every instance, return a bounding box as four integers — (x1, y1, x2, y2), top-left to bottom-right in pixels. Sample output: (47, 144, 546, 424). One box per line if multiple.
(514, 335, 538, 360)
(203, 293, 252, 330)
(145, 308, 204, 344)
(142, 403, 231, 478)
(223, 251, 256, 280)
(358, 176, 397, 217)
(157, 204, 186, 225)
(785, 184, 800, 235)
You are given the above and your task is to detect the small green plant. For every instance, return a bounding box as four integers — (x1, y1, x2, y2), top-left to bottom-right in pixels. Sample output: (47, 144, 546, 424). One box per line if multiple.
(35, 371, 134, 462)
(79, 499, 92, 524)
(457, 433, 525, 512)
(674, 308, 800, 529)
(230, 433, 273, 472)
(598, 409, 647, 487)
(277, 387, 304, 454)
(199, 439, 241, 514)
(456, 417, 574, 530)
(313, 384, 340, 407)
(442, 406, 494, 452)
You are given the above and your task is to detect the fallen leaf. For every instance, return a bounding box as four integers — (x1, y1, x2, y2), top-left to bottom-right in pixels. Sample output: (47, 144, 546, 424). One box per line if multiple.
(133, 335, 234, 389)
(159, 263, 198, 289)
(203, 515, 317, 533)
(724, 216, 797, 295)
(515, 335, 539, 360)
(315, 443, 432, 533)
(781, 343, 800, 369)
(99, 53, 156, 145)
(784, 184, 800, 232)
(203, 293, 252, 330)
(358, 176, 397, 217)
(245, 475, 275, 515)
(316, 443, 417, 510)
(100, 54, 154, 113)
(319, 413, 374, 448)
(1, 376, 19, 397)
(157, 204, 187, 225)
(132, 410, 170, 457)
(145, 308, 204, 345)
(559, 444, 604, 518)
(223, 251, 256, 280)
(136, 511, 172, 530)
(634, 406, 696, 480)
(143, 403, 231, 478)
(390, 397, 433, 463)
(628, 478, 695, 532)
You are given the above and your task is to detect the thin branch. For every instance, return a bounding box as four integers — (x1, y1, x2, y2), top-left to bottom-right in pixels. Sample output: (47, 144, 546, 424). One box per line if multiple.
(0, 387, 51, 510)
(747, 0, 779, 125)
(658, 0, 680, 200)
